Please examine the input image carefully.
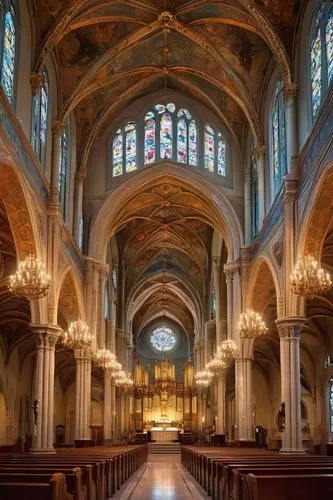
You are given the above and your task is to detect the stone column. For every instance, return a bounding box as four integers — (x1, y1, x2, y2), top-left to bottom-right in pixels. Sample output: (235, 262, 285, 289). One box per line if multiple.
(50, 121, 64, 206)
(30, 325, 61, 453)
(104, 369, 112, 441)
(253, 145, 265, 229)
(283, 83, 298, 177)
(224, 263, 235, 339)
(120, 393, 125, 435)
(213, 258, 224, 344)
(98, 266, 108, 349)
(275, 316, 306, 454)
(216, 373, 226, 434)
(74, 349, 91, 440)
(235, 354, 254, 442)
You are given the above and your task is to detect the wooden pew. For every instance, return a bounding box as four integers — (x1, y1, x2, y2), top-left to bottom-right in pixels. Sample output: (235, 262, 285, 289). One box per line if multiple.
(0, 472, 72, 500)
(244, 473, 333, 500)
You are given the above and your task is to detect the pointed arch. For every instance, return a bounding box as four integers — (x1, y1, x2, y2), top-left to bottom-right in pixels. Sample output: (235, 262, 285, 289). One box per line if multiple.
(56, 265, 85, 325)
(247, 254, 282, 317)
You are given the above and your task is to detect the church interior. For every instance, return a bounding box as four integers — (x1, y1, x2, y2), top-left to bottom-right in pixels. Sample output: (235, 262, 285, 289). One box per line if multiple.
(1, 0, 333, 498)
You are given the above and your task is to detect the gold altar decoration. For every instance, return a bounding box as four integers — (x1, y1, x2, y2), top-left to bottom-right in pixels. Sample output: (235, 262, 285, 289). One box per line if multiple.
(290, 254, 332, 298)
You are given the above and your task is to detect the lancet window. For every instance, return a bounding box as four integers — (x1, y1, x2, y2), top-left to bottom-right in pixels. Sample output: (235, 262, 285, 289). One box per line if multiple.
(271, 79, 286, 194)
(58, 120, 69, 220)
(111, 103, 226, 177)
(0, 1, 17, 104)
(310, 5, 333, 118)
(32, 68, 49, 167)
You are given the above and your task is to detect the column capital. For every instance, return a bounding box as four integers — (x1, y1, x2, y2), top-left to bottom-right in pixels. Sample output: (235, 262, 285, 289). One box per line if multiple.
(253, 145, 266, 159)
(73, 347, 92, 360)
(224, 260, 239, 279)
(30, 72, 44, 95)
(51, 120, 64, 137)
(212, 256, 221, 269)
(283, 82, 298, 101)
(75, 169, 86, 183)
(31, 324, 62, 349)
(275, 316, 306, 340)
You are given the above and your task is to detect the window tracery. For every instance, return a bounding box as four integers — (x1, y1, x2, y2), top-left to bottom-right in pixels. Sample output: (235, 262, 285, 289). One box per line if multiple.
(0, 1, 17, 104)
(58, 120, 69, 220)
(32, 68, 49, 167)
(271, 79, 286, 194)
(111, 103, 226, 177)
(310, 5, 333, 118)
(149, 326, 177, 352)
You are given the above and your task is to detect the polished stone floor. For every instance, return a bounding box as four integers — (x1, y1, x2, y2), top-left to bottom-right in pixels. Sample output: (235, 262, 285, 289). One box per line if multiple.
(112, 454, 209, 499)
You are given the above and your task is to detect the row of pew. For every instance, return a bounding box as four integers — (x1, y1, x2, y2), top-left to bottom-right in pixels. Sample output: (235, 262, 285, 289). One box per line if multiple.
(0, 444, 148, 499)
(181, 445, 333, 500)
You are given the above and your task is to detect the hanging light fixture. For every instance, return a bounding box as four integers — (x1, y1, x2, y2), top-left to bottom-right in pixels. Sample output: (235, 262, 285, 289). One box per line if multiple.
(237, 308, 267, 339)
(218, 339, 239, 364)
(92, 348, 122, 371)
(195, 369, 213, 387)
(290, 254, 332, 298)
(206, 355, 227, 374)
(8, 254, 50, 300)
(62, 320, 92, 349)
(114, 370, 134, 390)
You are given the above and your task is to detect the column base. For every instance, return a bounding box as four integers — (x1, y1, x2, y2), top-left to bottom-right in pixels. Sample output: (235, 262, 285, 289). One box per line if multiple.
(279, 447, 307, 455)
(29, 447, 56, 454)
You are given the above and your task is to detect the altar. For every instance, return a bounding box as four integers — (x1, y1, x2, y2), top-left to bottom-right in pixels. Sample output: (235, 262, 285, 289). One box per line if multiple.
(151, 427, 179, 442)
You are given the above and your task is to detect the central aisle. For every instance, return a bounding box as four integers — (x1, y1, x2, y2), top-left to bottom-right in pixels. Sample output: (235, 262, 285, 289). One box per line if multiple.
(112, 453, 209, 499)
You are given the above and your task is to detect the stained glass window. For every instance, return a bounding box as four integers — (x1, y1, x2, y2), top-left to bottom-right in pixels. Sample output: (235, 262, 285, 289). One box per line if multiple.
(1, 2, 16, 104)
(330, 377, 333, 434)
(112, 129, 123, 176)
(79, 215, 84, 252)
(177, 117, 187, 163)
(205, 124, 215, 172)
(211, 287, 216, 319)
(125, 122, 136, 172)
(272, 80, 286, 194)
(218, 135, 226, 176)
(310, 6, 333, 119)
(144, 111, 155, 164)
(177, 108, 192, 120)
(189, 120, 197, 166)
(326, 11, 333, 84)
(32, 68, 49, 167)
(149, 326, 177, 352)
(160, 112, 172, 159)
(58, 121, 69, 219)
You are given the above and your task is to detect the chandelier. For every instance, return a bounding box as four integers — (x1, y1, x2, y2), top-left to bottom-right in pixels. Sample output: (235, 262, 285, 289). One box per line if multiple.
(62, 320, 92, 349)
(195, 369, 213, 387)
(290, 255, 332, 298)
(8, 254, 50, 300)
(206, 356, 227, 374)
(114, 370, 134, 390)
(93, 348, 122, 371)
(237, 308, 267, 339)
(218, 339, 239, 364)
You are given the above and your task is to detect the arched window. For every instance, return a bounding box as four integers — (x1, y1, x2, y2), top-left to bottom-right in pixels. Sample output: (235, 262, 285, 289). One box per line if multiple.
(58, 120, 69, 219)
(32, 68, 49, 167)
(0, 1, 17, 104)
(271, 79, 286, 194)
(111, 103, 226, 176)
(329, 377, 333, 434)
(211, 287, 216, 320)
(112, 121, 137, 176)
(251, 150, 259, 238)
(310, 5, 333, 118)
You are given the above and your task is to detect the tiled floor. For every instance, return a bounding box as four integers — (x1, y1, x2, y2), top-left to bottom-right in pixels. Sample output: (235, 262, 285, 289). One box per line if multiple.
(112, 453, 209, 499)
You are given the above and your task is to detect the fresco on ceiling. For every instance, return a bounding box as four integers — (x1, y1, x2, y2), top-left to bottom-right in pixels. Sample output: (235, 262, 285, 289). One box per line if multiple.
(193, 23, 271, 94)
(77, 3, 156, 24)
(57, 22, 139, 99)
(37, 0, 68, 37)
(254, 0, 301, 53)
(178, 3, 253, 26)
(107, 33, 165, 76)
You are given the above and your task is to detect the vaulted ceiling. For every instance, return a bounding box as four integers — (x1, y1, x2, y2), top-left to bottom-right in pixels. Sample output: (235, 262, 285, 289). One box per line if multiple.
(32, 0, 302, 172)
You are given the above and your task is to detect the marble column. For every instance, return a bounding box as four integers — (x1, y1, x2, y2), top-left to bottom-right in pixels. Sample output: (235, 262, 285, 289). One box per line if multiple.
(235, 356, 254, 442)
(50, 120, 64, 206)
(73, 171, 84, 247)
(224, 263, 235, 339)
(30, 325, 61, 453)
(253, 145, 265, 229)
(103, 369, 112, 441)
(275, 316, 306, 454)
(216, 373, 226, 434)
(213, 257, 224, 344)
(74, 348, 91, 440)
(283, 83, 298, 177)
(244, 165, 252, 246)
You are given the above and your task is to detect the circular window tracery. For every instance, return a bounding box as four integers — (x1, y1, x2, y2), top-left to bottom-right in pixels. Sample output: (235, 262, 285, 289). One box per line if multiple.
(149, 326, 178, 352)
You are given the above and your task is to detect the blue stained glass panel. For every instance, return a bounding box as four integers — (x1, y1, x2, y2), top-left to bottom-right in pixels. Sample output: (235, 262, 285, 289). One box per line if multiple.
(205, 124, 215, 171)
(112, 129, 123, 176)
(144, 112, 155, 164)
(32, 92, 40, 155)
(149, 326, 177, 352)
(160, 112, 172, 159)
(218, 136, 226, 176)
(189, 120, 197, 166)
(125, 122, 136, 172)
(177, 108, 192, 119)
(1, 7, 16, 103)
(326, 12, 333, 83)
(59, 125, 68, 218)
(272, 105, 279, 182)
(311, 27, 322, 117)
(40, 72, 48, 158)
(177, 118, 187, 163)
